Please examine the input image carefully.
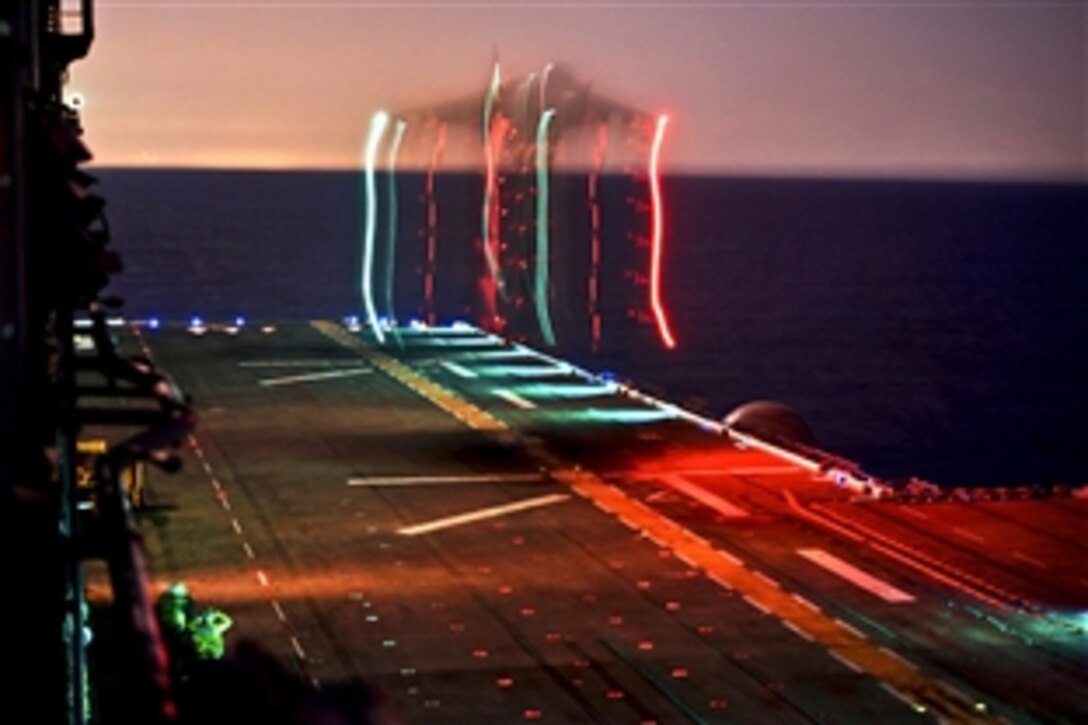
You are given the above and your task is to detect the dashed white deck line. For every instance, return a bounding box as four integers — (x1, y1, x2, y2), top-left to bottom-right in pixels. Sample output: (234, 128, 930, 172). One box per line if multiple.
(256, 570, 270, 587)
(440, 361, 477, 378)
(230, 518, 243, 535)
(798, 548, 916, 603)
(348, 472, 546, 487)
(242, 542, 256, 559)
(258, 367, 373, 387)
(742, 595, 771, 615)
(900, 507, 930, 521)
(290, 636, 307, 661)
(271, 601, 287, 623)
(834, 618, 868, 640)
(953, 526, 986, 544)
(1012, 551, 1048, 569)
(879, 646, 920, 671)
(782, 620, 815, 642)
(879, 682, 919, 710)
(829, 651, 864, 673)
(754, 572, 781, 590)
(397, 493, 571, 536)
(660, 473, 748, 519)
(718, 550, 743, 567)
(791, 593, 821, 613)
(493, 388, 537, 409)
(240, 359, 368, 368)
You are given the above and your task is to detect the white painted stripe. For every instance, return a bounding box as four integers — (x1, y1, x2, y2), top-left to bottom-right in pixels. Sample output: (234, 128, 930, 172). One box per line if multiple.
(230, 518, 243, 535)
(791, 593, 821, 613)
(661, 473, 748, 519)
(258, 368, 373, 387)
(900, 507, 930, 521)
(348, 472, 545, 487)
(242, 542, 256, 559)
(742, 595, 771, 615)
(754, 572, 780, 590)
(398, 493, 570, 536)
(879, 646, 920, 671)
(271, 601, 287, 622)
(441, 361, 477, 378)
(782, 620, 814, 642)
(718, 550, 743, 567)
(834, 618, 868, 640)
(829, 651, 863, 673)
(879, 682, 918, 710)
(798, 548, 915, 603)
(240, 360, 367, 368)
(290, 636, 307, 660)
(494, 388, 536, 409)
(256, 570, 269, 587)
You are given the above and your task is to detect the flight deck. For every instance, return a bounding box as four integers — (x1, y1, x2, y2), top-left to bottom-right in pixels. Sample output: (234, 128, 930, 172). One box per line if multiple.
(88, 321, 1087, 724)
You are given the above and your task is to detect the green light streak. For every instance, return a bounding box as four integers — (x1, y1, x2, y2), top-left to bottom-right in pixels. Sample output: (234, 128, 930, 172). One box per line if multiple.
(362, 111, 389, 344)
(509, 382, 619, 400)
(472, 364, 570, 379)
(539, 407, 677, 425)
(384, 119, 407, 343)
(534, 107, 558, 346)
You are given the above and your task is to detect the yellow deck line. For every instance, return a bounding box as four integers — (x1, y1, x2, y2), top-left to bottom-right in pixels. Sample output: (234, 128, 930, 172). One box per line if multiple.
(311, 321, 991, 722)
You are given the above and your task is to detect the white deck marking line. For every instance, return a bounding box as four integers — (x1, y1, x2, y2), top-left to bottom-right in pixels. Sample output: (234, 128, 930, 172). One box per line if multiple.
(348, 473, 545, 487)
(952, 526, 986, 544)
(660, 473, 748, 518)
(258, 368, 373, 387)
(879, 682, 919, 710)
(271, 601, 287, 622)
(441, 361, 477, 378)
(782, 620, 815, 642)
(899, 507, 930, 521)
(829, 651, 863, 673)
(798, 548, 915, 603)
(742, 595, 771, 615)
(791, 593, 821, 613)
(398, 493, 571, 536)
(1011, 551, 1048, 569)
(834, 618, 868, 640)
(494, 388, 537, 409)
(240, 360, 369, 368)
(879, 646, 920, 671)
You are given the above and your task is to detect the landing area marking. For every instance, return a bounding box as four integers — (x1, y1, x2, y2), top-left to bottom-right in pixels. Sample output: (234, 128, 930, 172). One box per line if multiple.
(348, 473, 547, 487)
(659, 473, 748, 519)
(257, 368, 374, 387)
(397, 493, 571, 536)
(797, 548, 915, 603)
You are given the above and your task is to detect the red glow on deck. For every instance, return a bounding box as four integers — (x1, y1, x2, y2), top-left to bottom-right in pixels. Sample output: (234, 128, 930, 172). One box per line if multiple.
(649, 114, 676, 349)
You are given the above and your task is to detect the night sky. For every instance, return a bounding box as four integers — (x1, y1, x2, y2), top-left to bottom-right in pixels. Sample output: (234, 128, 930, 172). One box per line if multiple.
(72, 1, 1085, 180)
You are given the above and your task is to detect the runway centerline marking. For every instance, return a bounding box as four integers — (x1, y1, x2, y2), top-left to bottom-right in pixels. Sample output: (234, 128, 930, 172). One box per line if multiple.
(494, 388, 537, 409)
(398, 493, 570, 536)
(258, 368, 373, 387)
(660, 473, 748, 519)
(798, 548, 915, 603)
(348, 473, 547, 487)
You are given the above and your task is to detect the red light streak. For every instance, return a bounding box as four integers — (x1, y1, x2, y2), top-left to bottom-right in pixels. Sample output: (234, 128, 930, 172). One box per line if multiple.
(424, 123, 446, 325)
(588, 123, 608, 351)
(648, 114, 676, 349)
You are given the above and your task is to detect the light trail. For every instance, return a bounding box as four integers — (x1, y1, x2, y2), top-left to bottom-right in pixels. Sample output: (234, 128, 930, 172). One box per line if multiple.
(481, 61, 507, 313)
(423, 123, 446, 326)
(383, 119, 407, 336)
(362, 110, 390, 344)
(588, 122, 608, 351)
(648, 114, 677, 349)
(534, 108, 558, 346)
(539, 61, 554, 110)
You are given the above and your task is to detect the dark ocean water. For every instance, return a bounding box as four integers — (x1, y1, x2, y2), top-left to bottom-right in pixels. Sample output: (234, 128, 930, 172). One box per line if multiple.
(95, 169, 1087, 489)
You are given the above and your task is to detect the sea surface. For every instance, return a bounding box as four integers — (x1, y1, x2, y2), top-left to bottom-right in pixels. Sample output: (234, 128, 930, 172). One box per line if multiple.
(94, 169, 1087, 489)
